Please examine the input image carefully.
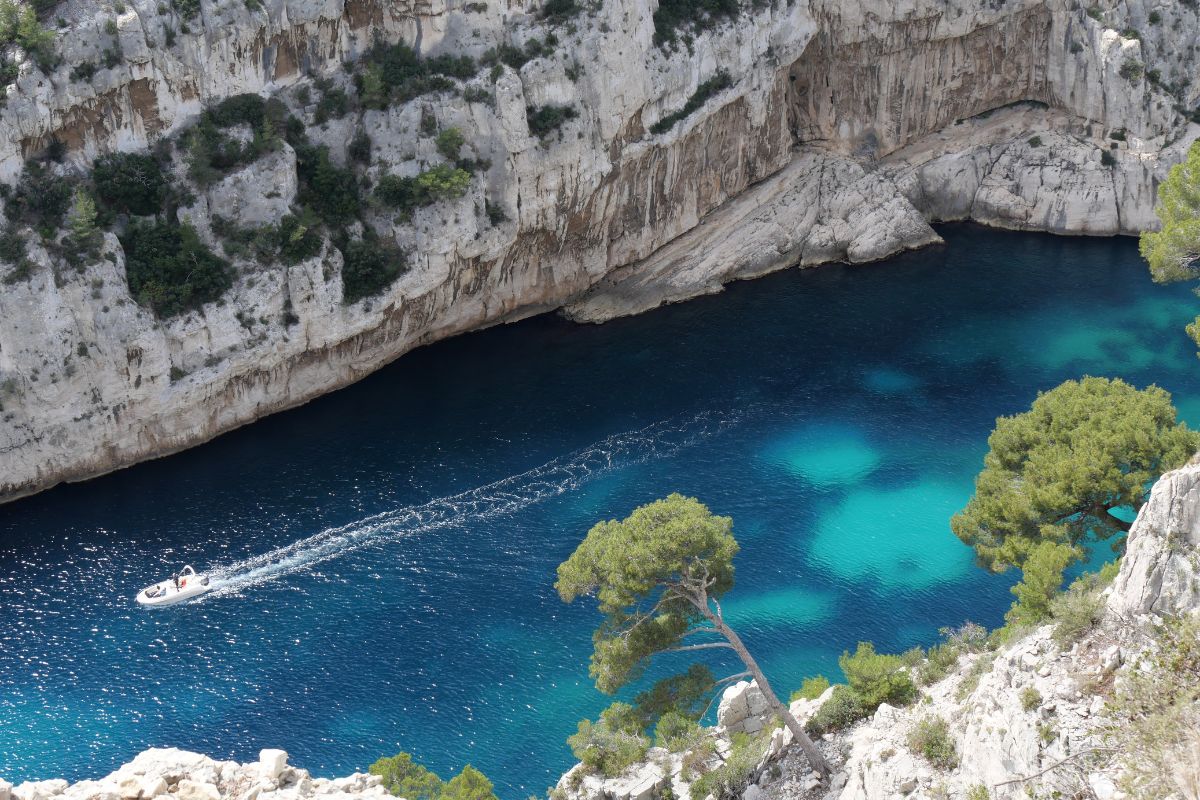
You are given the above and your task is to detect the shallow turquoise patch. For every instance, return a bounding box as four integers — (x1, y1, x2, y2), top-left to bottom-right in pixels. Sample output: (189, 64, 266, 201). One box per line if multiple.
(761, 423, 881, 487)
(862, 367, 921, 395)
(721, 586, 835, 631)
(807, 479, 975, 591)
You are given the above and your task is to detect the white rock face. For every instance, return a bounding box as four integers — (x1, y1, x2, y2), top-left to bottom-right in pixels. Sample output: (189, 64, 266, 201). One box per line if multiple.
(1110, 459, 1200, 617)
(3, 748, 389, 800)
(1, 0, 1198, 502)
(717, 680, 774, 736)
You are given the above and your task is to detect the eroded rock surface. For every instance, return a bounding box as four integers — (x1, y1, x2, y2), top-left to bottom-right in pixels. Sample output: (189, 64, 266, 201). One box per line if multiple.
(1, 0, 1199, 501)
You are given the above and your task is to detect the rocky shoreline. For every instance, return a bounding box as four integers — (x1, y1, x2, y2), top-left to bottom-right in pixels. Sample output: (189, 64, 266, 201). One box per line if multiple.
(0, 749, 388, 800)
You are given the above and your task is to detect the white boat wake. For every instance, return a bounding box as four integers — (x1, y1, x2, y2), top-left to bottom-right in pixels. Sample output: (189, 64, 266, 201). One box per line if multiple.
(202, 411, 735, 597)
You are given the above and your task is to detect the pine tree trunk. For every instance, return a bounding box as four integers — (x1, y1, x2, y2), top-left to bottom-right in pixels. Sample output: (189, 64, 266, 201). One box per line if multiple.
(705, 609, 832, 779)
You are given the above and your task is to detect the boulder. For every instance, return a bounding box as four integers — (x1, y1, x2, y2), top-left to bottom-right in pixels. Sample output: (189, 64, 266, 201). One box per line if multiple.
(116, 777, 142, 799)
(139, 777, 167, 798)
(12, 780, 67, 800)
(173, 780, 219, 800)
(0, 779, 11, 800)
(258, 750, 288, 782)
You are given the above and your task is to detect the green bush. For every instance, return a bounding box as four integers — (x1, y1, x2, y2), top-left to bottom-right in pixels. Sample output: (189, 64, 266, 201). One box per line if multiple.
(369, 752, 443, 800)
(416, 164, 472, 201)
(526, 104, 577, 138)
(440, 766, 497, 800)
(296, 145, 361, 226)
(1149, 10, 1162, 23)
(653, 0, 739, 48)
(122, 220, 232, 318)
(375, 165, 471, 216)
(6, 161, 72, 233)
(790, 675, 830, 702)
(650, 71, 732, 135)
(1101, 148, 1118, 167)
(276, 213, 323, 264)
(542, 0, 579, 19)
(688, 731, 766, 800)
(92, 152, 166, 216)
(368, 752, 496, 800)
(840, 642, 917, 709)
(1027, 135, 1043, 147)
(966, 784, 990, 800)
(340, 237, 405, 303)
(356, 42, 475, 109)
(1020, 686, 1042, 712)
(173, 0, 200, 19)
(1119, 59, 1144, 82)
(183, 94, 286, 186)
(907, 716, 957, 769)
(804, 685, 867, 736)
(435, 127, 465, 161)
(0, 0, 57, 68)
(314, 84, 350, 124)
(916, 642, 961, 686)
(482, 38, 555, 70)
(567, 702, 650, 778)
(1049, 566, 1112, 646)
(654, 710, 705, 753)
(0, 226, 32, 283)
(349, 130, 372, 164)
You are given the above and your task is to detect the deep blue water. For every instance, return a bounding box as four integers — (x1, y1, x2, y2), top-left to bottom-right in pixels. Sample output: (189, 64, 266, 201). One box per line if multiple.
(3, 225, 1200, 794)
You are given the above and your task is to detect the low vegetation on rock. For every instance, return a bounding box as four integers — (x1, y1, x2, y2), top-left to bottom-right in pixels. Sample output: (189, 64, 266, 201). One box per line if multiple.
(369, 751, 498, 800)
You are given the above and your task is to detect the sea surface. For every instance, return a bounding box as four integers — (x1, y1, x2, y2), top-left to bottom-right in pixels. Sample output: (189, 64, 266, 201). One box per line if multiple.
(3, 225, 1200, 794)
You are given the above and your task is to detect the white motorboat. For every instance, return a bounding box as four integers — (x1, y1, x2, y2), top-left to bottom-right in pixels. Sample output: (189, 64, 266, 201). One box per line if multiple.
(136, 565, 212, 607)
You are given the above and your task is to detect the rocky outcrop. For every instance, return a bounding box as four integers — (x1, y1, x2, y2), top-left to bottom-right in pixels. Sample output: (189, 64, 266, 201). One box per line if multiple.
(2, 0, 1199, 502)
(0, 748, 388, 800)
(1111, 459, 1200, 618)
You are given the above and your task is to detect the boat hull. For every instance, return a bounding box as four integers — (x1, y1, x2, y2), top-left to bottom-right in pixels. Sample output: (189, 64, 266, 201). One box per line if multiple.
(136, 578, 211, 607)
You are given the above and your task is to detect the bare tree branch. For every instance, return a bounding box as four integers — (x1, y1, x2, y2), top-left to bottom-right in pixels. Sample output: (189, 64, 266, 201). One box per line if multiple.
(992, 748, 1119, 789)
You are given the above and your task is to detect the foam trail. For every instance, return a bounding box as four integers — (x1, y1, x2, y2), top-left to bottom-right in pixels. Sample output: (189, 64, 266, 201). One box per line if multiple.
(203, 411, 734, 597)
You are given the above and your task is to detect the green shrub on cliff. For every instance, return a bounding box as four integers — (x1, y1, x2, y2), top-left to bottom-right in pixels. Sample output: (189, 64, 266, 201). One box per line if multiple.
(652, 0, 739, 47)
(369, 752, 496, 800)
(5, 160, 72, 234)
(93, 152, 167, 217)
(790, 674, 830, 702)
(688, 730, 769, 800)
(908, 716, 958, 769)
(121, 220, 232, 318)
(356, 41, 475, 110)
(649, 71, 732, 135)
(567, 702, 650, 777)
(840, 642, 916, 708)
(340, 236, 406, 304)
(526, 104, 577, 139)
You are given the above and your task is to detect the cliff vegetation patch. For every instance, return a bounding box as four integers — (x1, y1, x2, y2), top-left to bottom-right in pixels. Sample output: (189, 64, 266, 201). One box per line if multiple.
(120, 220, 233, 317)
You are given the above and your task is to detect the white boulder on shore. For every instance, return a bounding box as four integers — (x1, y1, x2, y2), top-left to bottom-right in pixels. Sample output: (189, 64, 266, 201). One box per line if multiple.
(0, 749, 390, 800)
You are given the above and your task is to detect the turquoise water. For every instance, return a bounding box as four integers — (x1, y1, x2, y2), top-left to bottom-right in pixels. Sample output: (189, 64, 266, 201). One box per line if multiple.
(2, 225, 1199, 793)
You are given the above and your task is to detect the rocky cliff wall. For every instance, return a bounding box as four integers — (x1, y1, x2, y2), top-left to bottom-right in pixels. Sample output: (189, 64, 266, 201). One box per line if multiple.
(1, 0, 1198, 501)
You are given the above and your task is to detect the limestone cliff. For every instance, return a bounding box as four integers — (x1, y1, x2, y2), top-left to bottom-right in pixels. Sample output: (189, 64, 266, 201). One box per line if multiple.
(1, 0, 1198, 501)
